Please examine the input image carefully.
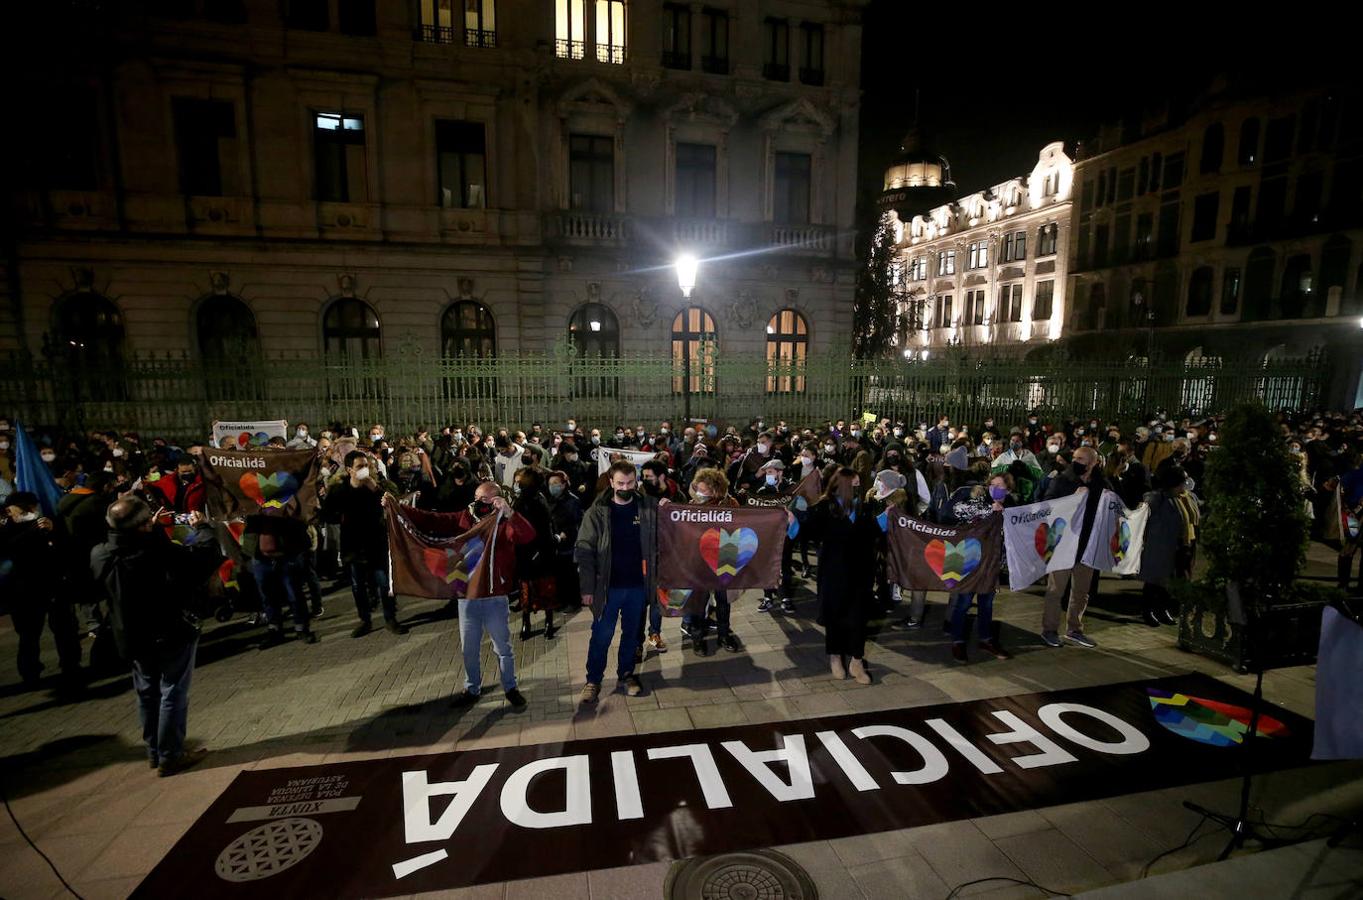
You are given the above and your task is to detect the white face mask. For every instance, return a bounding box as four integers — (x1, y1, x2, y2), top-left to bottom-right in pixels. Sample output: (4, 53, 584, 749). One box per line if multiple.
(354, 466, 371, 480)
(17, 511, 39, 523)
(112, 447, 125, 457)
(297, 429, 308, 437)
(801, 456, 815, 467)
(41, 453, 55, 463)
(757, 443, 770, 455)
(824, 444, 835, 454)
(0, 442, 9, 451)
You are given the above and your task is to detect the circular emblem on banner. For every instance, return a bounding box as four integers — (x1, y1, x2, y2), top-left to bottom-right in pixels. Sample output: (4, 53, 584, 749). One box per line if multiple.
(215, 817, 323, 882)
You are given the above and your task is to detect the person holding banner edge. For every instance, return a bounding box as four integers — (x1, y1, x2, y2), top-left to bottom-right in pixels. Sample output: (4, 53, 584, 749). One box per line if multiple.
(940, 470, 1016, 662)
(1040, 445, 1110, 648)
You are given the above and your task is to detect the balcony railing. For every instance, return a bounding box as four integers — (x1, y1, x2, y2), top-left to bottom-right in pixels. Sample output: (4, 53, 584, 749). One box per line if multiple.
(596, 43, 626, 64)
(672, 219, 730, 247)
(551, 211, 629, 244)
(766, 223, 835, 253)
(555, 38, 585, 59)
(762, 62, 790, 81)
(464, 28, 496, 48)
(661, 49, 690, 69)
(701, 54, 729, 74)
(798, 67, 825, 86)
(415, 24, 456, 44)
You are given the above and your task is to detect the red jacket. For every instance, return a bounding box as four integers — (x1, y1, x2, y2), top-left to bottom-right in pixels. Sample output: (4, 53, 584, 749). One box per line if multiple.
(147, 473, 205, 513)
(402, 503, 535, 599)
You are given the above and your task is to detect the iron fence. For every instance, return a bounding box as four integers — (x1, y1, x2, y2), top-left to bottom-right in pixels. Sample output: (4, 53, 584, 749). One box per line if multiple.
(0, 341, 1326, 440)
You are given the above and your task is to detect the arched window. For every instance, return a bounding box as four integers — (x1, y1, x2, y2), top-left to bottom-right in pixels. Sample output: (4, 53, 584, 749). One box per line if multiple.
(197, 295, 259, 362)
(1242, 247, 1276, 322)
(51, 291, 126, 400)
(1238, 118, 1260, 166)
(671, 306, 717, 395)
(322, 298, 381, 358)
(568, 303, 620, 358)
(765, 308, 808, 394)
(1181, 346, 1220, 413)
(1259, 344, 1304, 409)
(1320, 235, 1353, 313)
(1278, 254, 1314, 319)
(1185, 267, 1214, 317)
(441, 301, 496, 358)
(1199, 123, 1224, 174)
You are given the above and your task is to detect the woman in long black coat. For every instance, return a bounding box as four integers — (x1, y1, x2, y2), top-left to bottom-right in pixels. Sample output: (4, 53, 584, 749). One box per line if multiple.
(1137, 464, 1187, 628)
(512, 467, 558, 640)
(803, 466, 880, 684)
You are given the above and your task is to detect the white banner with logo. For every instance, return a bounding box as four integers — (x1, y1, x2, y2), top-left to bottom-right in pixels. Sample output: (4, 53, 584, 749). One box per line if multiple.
(211, 419, 288, 450)
(1002, 492, 1085, 590)
(597, 446, 658, 477)
(1080, 490, 1149, 575)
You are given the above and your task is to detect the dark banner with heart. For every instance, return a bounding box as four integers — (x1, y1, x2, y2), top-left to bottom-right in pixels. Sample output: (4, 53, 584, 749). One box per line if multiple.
(657, 504, 786, 591)
(885, 511, 1003, 594)
(200, 448, 320, 522)
(386, 504, 497, 600)
(130, 674, 1315, 899)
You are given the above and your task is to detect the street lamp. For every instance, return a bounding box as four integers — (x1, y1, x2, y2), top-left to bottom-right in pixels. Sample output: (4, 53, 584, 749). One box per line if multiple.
(675, 253, 699, 420)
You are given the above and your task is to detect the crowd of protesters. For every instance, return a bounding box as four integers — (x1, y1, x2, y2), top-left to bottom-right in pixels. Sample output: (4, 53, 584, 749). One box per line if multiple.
(2, 408, 1360, 770)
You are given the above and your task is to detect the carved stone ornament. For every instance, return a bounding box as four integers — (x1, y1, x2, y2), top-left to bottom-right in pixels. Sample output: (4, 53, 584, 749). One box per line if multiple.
(338, 273, 357, 297)
(630, 288, 658, 329)
(209, 270, 230, 295)
(458, 277, 475, 300)
(72, 266, 95, 291)
(558, 256, 574, 273)
(726, 290, 759, 329)
(586, 281, 602, 302)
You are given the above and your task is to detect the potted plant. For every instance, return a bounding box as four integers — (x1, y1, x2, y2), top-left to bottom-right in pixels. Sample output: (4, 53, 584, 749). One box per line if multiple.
(1174, 402, 1333, 672)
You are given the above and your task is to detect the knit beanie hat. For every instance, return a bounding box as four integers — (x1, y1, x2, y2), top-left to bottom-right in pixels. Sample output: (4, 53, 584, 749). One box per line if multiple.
(872, 469, 907, 499)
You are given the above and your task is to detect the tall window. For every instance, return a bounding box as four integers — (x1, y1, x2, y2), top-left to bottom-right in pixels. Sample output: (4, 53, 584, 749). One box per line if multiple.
(762, 18, 789, 80)
(1186, 267, 1214, 317)
(799, 23, 824, 85)
(1001, 231, 1026, 262)
(285, 0, 327, 29)
(1191, 192, 1219, 242)
(53, 292, 125, 370)
(173, 98, 237, 197)
(197, 296, 259, 362)
(596, 0, 626, 63)
(963, 289, 987, 325)
(773, 152, 810, 225)
(766, 308, 808, 393)
(417, 0, 455, 42)
(1238, 118, 1260, 166)
(934, 294, 953, 328)
(436, 120, 487, 208)
(323, 298, 381, 358)
(662, 3, 690, 68)
(1219, 267, 1241, 315)
(1242, 247, 1275, 321)
(338, 0, 376, 35)
(1037, 223, 1058, 256)
(672, 307, 717, 394)
(1000, 284, 1023, 322)
(1199, 123, 1224, 174)
(1033, 280, 1054, 322)
(463, 0, 495, 46)
(1134, 213, 1154, 259)
(1264, 115, 1295, 164)
(569, 134, 614, 212)
(937, 249, 955, 276)
(675, 143, 716, 218)
(314, 112, 366, 202)
(555, 0, 586, 58)
(700, 7, 729, 73)
(1278, 254, 1313, 317)
(967, 240, 989, 269)
(569, 303, 620, 358)
(441, 301, 496, 358)
(39, 85, 100, 190)
(908, 256, 926, 280)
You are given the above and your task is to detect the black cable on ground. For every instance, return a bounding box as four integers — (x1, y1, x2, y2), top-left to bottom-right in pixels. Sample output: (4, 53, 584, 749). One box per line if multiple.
(0, 774, 86, 900)
(944, 875, 1071, 899)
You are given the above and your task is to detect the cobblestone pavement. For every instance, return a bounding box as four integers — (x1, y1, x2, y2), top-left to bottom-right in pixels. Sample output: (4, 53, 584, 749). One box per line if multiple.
(1, 544, 1360, 899)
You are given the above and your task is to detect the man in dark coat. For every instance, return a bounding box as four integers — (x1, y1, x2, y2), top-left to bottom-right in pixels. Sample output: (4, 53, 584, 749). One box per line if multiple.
(2, 492, 82, 688)
(1137, 466, 1187, 628)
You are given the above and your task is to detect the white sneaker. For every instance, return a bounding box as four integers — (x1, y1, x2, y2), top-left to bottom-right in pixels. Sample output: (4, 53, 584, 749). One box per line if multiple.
(757, 597, 776, 613)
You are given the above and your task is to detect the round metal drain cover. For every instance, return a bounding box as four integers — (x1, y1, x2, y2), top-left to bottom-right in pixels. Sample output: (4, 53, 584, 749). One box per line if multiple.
(666, 849, 818, 900)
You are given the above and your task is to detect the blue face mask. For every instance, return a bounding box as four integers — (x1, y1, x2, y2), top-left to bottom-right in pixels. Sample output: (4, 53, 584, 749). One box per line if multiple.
(549, 483, 564, 498)
(989, 485, 1008, 501)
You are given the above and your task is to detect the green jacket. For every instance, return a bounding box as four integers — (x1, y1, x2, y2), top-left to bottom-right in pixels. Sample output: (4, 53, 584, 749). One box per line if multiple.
(574, 491, 659, 619)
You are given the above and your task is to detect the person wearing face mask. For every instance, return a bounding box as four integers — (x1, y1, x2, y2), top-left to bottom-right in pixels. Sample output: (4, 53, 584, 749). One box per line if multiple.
(864, 469, 928, 629)
(0, 433, 15, 486)
(323, 451, 407, 638)
(1143, 425, 1175, 472)
(148, 457, 205, 514)
(1114, 440, 1151, 509)
(751, 460, 800, 616)
(510, 468, 557, 642)
(1038, 445, 1109, 648)
(546, 470, 584, 611)
(804, 467, 879, 684)
(679, 469, 743, 656)
(639, 460, 679, 502)
(2, 491, 83, 689)
(789, 448, 823, 577)
(575, 461, 660, 703)
(937, 472, 1013, 662)
(925, 416, 951, 458)
(287, 423, 317, 450)
(435, 459, 478, 514)
(992, 429, 1043, 500)
(552, 441, 594, 503)
(1135, 465, 1187, 628)
(491, 435, 525, 489)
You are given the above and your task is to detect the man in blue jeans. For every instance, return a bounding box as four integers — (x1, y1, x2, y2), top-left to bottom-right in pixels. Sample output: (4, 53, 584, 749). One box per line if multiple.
(575, 461, 659, 703)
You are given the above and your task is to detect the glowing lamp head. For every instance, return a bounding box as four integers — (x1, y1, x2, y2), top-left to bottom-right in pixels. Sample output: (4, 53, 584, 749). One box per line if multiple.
(675, 254, 698, 298)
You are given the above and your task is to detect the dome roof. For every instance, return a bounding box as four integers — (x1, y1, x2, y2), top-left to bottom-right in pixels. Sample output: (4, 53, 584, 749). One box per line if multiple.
(878, 128, 956, 220)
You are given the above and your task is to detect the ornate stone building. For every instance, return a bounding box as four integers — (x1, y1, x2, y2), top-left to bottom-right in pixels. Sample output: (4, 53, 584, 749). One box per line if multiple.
(4, 1, 864, 384)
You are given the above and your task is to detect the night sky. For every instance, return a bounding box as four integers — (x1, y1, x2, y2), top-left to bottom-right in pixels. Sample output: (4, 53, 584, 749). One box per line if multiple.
(855, 6, 1350, 208)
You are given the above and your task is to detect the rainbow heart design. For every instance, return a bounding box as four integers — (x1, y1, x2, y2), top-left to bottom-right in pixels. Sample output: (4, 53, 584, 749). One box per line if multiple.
(924, 538, 982, 588)
(1034, 518, 1067, 562)
(238, 471, 299, 509)
(422, 537, 485, 595)
(1110, 519, 1132, 561)
(236, 431, 271, 449)
(1147, 688, 1290, 747)
(699, 527, 760, 583)
(659, 588, 692, 618)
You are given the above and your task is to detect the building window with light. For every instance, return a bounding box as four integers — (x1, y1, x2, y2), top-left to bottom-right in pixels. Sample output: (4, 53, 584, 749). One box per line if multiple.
(934, 294, 953, 328)
(569, 134, 614, 212)
(1035, 223, 1057, 258)
(766, 308, 808, 393)
(323, 297, 381, 358)
(1033, 280, 1054, 321)
(1000, 284, 1023, 323)
(967, 241, 989, 269)
(463, 0, 495, 47)
(568, 303, 620, 397)
(909, 256, 926, 281)
(672, 306, 717, 394)
(596, 0, 627, 63)
(416, 0, 454, 42)
(937, 249, 955, 276)
(313, 112, 366, 202)
(1001, 231, 1026, 263)
(964, 289, 986, 325)
(555, 0, 587, 58)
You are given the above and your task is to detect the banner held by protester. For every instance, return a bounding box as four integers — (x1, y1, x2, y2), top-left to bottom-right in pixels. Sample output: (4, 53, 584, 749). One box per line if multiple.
(211, 420, 289, 451)
(596, 447, 656, 477)
(885, 512, 1003, 594)
(386, 503, 497, 600)
(200, 448, 320, 521)
(1080, 491, 1150, 575)
(658, 503, 786, 591)
(1001, 493, 1085, 591)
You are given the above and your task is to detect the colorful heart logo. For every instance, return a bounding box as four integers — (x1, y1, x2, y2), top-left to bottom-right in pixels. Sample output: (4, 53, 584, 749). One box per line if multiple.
(1147, 688, 1289, 747)
(238, 471, 299, 508)
(1110, 519, 1132, 561)
(422, 537, 484, 594)
(659, 588, 692, 617)
(924, 537, 982, 588)
(1034, 518, 1067, 562)
(236, 431, 271, 449)
(699, 527, 760, 583)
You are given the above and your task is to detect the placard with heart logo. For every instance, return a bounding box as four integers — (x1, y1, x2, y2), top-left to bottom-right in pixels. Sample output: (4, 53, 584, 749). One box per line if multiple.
(239, 470, 299, 509)
(1110, 519, 1131, 561)
(924, 537, 982, 589)
(1034, 518, 1067, 562)
(699, 527, 760, 584)
(422, 537, 484, 595)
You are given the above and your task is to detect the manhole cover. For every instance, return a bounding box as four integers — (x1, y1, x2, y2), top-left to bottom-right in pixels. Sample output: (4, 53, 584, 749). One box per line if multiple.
(666, 849, 818, 900)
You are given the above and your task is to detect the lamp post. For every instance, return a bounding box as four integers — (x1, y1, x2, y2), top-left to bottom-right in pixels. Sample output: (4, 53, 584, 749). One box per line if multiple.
(675, 254, 698, 421)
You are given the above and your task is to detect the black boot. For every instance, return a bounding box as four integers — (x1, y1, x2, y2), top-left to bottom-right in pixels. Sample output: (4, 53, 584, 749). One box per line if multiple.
(520, 610, 532, 641)
(1339, 556, 1354, 594)
(544, 610, 557, 640)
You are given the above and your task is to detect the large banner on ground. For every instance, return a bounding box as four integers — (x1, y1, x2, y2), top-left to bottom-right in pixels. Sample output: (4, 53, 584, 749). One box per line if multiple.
(386, 505, 497, 601)
(211, 420, 289, 450)
(131, 674, 1312, 899)
(1002, 493, 1085, 590)
(200, 449, 320, 521)
(1080, 491, 1150, 575)
(885, 512, 1003, 594)
(658, 504, 786, 591)
(596, 446, 657, 477)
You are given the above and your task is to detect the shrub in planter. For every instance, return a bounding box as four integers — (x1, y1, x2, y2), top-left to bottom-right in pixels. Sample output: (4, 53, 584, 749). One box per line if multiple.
(1174, 402, 1324, 670)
